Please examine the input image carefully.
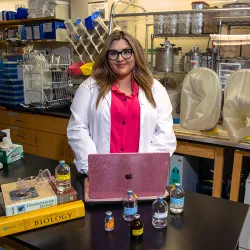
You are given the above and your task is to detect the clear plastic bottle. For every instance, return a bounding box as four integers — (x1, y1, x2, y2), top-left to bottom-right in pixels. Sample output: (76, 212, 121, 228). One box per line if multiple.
(170, 183, 185, 214)
(104, 211, 114, 232)
(55, 160, 71, 193)
(122, 189, 138, 221)
(152, 196, 168, 228)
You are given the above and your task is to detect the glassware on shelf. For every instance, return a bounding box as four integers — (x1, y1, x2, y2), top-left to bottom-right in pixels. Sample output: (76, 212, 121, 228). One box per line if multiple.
(178, 14, 191, 34)
(191, 13, 204, 34)
(154, 15, 164, 34)
(164, 14, 178, 35)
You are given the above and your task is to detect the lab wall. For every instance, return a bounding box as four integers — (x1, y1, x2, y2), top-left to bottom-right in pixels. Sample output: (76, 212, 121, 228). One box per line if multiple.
(0, 0, 27, 10)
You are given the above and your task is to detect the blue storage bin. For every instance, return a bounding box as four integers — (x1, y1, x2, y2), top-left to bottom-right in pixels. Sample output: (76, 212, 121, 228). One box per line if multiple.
(42, 21, 66, 39)
(5, 79, 23, 85)
(6, 11, 16, 20)
(0, 61, 3, 70)
(7, 96, 24, 102)
(3, 62, 18, 68)
(3, 85, 24, 91)
(4, 68, 18, 74)
(18, 25, 26, 40)
(4, 73, 18, 79)
(5, 101, 22, 107)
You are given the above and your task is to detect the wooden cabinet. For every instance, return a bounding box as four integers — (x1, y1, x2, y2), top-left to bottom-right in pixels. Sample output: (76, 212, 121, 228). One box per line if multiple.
(35, 115, 69, 135)
(36, 131, 67, 161)
(10, 126, 36, 146)
(22, 144, 37, 155)
(67, 145, 74, 164)
(1, 109, 72, 162)
(0, 123, 9, 130)
(0, 110, 9, 124)
(8, 112, 35, 129)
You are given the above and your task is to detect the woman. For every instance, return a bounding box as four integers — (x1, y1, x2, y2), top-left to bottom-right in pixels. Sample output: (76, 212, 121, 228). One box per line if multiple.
(67, 30, 176, 175)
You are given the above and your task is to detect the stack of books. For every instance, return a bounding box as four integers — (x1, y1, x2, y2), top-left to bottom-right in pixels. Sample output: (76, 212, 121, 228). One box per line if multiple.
(0, 180, 85, 236)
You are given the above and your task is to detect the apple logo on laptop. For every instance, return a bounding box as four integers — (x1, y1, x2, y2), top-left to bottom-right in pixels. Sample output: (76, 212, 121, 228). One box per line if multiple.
(125, 172, 133, 180)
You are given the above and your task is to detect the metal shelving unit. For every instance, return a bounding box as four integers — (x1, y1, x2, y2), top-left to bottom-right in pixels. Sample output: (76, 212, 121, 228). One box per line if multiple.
(109, 5, 250, 87)
(153, 34, 210, 39)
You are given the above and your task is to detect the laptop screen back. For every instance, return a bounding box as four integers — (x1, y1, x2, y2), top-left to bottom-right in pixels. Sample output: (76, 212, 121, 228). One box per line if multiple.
(88, 152, 170, 200)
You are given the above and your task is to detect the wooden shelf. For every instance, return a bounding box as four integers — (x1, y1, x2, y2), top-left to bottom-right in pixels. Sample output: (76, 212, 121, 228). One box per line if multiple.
(0, 17, 64, 28)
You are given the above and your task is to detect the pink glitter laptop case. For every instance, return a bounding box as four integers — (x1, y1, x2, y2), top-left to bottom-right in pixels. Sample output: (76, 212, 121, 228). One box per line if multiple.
(88, 153, 170, 201)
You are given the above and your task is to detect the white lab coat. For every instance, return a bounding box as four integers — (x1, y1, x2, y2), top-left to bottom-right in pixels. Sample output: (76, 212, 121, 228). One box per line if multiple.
(67, 77, 176, 174)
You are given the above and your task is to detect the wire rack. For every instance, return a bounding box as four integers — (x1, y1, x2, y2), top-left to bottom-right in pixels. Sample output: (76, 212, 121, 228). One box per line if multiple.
(23, 53, 72, 109)
(64, 16, 109, 63)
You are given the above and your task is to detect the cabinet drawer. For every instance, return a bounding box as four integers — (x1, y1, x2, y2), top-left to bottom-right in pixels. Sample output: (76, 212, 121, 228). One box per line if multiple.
(10, 126, 36, 146)
(0, 123, 9, 130)
(0, 110, 9, 124)
(8, 112, 35, 129)
(36, 131, 67, 161)
(35, 115, 69, 135)
(67, 144, 74, 164)
(22, 144, 37, 155)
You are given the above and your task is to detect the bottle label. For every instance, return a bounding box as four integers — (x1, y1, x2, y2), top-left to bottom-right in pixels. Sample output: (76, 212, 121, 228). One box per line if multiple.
(132, 228, 143, 236)
(124, 206, 138, 215)
(56, 174, 70, 181)
(105, 218, 114, 230)
(154, 211, 168, 219)
(171, 197, 184, 208)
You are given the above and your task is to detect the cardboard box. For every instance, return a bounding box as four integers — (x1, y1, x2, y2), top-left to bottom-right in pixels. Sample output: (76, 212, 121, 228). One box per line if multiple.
(0, 144, 24, 164)
(242, 45, 250, 57)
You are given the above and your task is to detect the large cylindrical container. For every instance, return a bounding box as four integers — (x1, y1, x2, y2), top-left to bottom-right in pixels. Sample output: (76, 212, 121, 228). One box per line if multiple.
(155, 47, 174, 72)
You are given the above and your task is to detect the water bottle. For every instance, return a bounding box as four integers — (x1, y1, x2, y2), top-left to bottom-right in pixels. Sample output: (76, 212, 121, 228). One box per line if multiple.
(170, 183, 185, 214)
(122, 189, 138, 221)
(152, 196, 168, 228)
(55, 160, 71, 193)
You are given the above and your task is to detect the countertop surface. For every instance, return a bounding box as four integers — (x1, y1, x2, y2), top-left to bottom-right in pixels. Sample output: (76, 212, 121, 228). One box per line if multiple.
(1, 154, 249, 250)
(3, 105, 71, 118)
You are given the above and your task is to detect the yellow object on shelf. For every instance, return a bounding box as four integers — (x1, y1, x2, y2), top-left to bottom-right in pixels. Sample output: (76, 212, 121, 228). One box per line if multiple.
(0, 200, 85, 237)
(202, 126, 219, 135)
(80, 62, 94, 76)
(244, 136, 250, 141)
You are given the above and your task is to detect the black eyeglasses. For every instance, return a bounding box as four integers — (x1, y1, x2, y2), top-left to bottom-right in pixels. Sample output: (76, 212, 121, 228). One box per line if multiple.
(107, 49, 133, 61)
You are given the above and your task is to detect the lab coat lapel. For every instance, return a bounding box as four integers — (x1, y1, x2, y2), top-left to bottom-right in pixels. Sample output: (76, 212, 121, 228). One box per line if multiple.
(138, 87, 147, 152)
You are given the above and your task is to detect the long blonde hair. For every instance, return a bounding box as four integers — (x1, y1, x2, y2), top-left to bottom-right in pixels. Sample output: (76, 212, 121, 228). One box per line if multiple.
(92, 30, 156, 108)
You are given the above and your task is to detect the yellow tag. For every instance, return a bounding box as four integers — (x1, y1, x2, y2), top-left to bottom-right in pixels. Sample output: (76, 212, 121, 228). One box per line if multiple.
(202, 126, 219, 135)
(56, 174, 70, 181)
(106, 218, 114, 229)
(132, 228, 143, 236)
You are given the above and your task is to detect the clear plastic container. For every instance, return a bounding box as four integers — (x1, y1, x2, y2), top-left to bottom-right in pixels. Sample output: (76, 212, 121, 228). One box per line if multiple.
(164, 14, 178, 35)
(154, 15, 164, 34)
(191, 13, 204, 34)
(178, 14, 191, 34)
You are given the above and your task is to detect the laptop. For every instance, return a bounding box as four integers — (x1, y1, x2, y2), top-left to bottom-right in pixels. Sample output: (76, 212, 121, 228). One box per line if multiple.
(87, 152, 170, 202)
